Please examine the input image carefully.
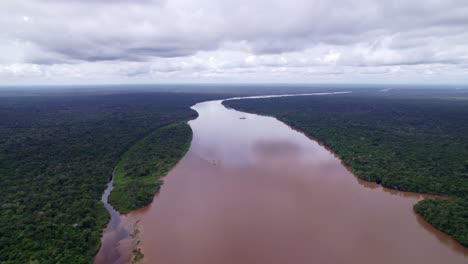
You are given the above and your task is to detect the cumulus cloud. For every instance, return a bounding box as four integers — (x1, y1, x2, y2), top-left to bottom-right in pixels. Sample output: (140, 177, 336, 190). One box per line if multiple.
(0, 0, 467, 83)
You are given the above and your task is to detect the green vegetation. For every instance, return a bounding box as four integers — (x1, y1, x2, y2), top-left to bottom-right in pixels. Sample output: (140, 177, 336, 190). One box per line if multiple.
(224, 89, 468, 247)
(109, 122, 193, 214)
(415, 198, 468, 246)
(0, 92, 223, 263)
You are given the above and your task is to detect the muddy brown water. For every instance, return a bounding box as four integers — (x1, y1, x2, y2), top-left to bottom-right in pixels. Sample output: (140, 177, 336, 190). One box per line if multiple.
(96, 95, 468, 264)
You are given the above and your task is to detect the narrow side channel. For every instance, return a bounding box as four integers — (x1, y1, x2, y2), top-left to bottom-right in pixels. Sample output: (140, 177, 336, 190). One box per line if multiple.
(94, 168, 133, 264)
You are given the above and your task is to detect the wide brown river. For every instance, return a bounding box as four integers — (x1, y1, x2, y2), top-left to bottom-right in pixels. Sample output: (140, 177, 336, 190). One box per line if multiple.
(96, 95, 468, 264)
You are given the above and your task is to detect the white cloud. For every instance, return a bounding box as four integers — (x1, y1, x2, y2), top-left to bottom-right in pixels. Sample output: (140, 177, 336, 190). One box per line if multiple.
(322, 50, 341, 64)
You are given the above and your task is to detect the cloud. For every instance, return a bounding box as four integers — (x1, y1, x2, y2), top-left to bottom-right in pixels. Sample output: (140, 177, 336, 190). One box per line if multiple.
(0, 0, 467, 83)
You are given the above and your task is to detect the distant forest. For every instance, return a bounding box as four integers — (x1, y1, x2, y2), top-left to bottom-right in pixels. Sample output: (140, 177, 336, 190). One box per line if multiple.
(0, 92, 224, 263)
(224, 89, 468, 247)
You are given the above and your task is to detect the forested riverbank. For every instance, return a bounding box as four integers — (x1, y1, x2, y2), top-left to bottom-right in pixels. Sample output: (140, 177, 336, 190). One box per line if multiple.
(109, 122, 193, 214)
(0, 92, 224, 263)
(224, 89, 468, 247)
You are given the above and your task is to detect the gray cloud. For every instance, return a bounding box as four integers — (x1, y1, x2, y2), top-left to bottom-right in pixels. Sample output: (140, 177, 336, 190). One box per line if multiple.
(0, 0, 467, 83)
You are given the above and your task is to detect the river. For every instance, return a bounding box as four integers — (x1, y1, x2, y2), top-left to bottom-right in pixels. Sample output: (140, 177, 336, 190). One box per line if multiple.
(96, 94, 468, 264)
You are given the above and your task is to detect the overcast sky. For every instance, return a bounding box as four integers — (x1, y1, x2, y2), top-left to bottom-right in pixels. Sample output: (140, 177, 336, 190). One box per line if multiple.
(1, 0, 467, 85)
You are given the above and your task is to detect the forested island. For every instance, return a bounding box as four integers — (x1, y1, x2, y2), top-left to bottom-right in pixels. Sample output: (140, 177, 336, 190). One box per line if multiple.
(224, 89, 468, 247)
(0, 91, 224, 263)
(109, 122, 193, 214)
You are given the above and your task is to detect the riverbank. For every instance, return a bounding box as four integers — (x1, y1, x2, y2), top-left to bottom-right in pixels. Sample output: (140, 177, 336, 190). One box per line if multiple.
(95, 122, 194, 264)
(109, 122, 193, 214)
(223, 93, 468, 247)
(126, 97, 466, 264)
(0, 92, 219, 263)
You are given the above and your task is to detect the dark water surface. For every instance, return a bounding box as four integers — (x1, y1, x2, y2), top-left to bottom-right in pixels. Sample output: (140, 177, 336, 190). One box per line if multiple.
(98, 96, 468, 264)
(94, 169, 134, 264)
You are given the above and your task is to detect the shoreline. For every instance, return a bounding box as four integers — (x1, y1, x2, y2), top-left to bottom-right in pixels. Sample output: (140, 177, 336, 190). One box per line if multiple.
(97, 92, 467, 263)
(95, 121, 195, 264)
(222, 96, 465, 249)
(242, 108, 447, 199)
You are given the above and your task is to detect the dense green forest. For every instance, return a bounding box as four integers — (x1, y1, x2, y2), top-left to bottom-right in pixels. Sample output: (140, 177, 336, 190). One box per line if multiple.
(415, 197, 468, 246)
(109, 122, 193, 214)
(0, 92, 224, 263)
(224, 89, 468, 246)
